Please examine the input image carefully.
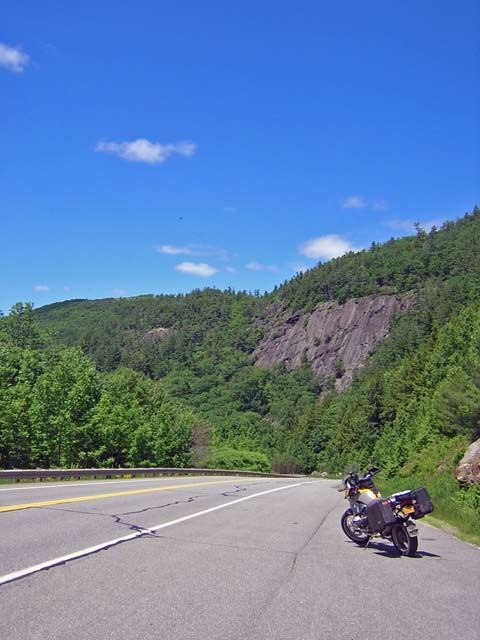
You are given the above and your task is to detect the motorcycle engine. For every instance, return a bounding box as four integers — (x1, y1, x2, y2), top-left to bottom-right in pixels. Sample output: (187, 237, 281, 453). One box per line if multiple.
(353, 514, 368, 528)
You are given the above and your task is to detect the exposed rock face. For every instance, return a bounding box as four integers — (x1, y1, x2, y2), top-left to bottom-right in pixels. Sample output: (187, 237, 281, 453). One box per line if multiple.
(143, 327, 173, 340)
(253, 294, 414, 390)
(455, 439, 480, 485)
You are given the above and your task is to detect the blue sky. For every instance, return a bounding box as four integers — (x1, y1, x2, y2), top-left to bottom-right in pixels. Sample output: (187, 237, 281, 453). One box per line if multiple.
(1, 0, 479, 313)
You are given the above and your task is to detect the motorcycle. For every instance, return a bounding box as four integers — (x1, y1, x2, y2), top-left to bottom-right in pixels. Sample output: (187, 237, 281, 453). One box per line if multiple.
(340, 467, 434, 557)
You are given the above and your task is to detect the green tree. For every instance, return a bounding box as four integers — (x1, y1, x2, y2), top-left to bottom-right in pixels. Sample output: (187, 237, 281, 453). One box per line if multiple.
(4, 303, 44, 349)
(29, 349, 100, 467)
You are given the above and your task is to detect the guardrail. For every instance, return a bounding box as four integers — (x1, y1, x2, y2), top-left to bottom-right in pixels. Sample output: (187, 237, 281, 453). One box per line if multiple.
(0, 467, 303, 482)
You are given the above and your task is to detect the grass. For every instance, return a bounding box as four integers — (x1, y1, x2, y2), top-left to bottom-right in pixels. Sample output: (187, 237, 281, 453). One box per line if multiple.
(377, 473, 480, 547)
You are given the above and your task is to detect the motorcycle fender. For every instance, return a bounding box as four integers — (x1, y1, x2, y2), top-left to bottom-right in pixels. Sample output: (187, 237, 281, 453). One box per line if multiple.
(406, 521, 418, 536)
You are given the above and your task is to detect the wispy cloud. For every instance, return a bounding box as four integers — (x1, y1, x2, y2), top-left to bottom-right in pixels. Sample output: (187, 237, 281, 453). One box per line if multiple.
(386, 219, 415, 232)
(341, 196, 390, 211)
(372, 199, 390, 211)
(386, 218, 444, 233)
(33, 285, 49, 292)
(341, 196, 367, 209)
(175, 262, 218, 277)
(157, 244, 196, 256)
(421, 219, 444, 232)
(40, 41, 59, 56)
(156, 244, 228, 260)
(0, 43, 29, 72)
(95, 138, 197, 165)
(289, 262, 309, 274)
(245, 261, 278, 272)
(112, 288, 128, 296)
(299, 235, 356, 261)
(225, 266, 237, 273)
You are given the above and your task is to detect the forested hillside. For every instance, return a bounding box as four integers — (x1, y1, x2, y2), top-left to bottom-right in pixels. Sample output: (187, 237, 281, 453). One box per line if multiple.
(274, 213, 480, 309)
(0, 304, 200, 470)
(1, 209, 479, 537)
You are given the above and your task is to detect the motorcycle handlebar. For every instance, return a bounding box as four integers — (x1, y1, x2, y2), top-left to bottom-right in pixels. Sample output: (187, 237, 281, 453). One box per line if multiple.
(342, 467, 380, 487)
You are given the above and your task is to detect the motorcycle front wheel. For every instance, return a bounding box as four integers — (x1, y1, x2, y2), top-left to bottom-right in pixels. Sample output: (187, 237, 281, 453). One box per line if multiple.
(391, 522, 418, 557)
(341, 509, 370, 546)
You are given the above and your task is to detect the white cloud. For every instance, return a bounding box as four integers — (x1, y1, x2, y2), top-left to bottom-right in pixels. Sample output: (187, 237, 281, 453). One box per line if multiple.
(0, 43, 29, 72)
(245, 261, 263, 271)
(225, 266, 237, 273)
(372, 199, 390, 211)
(156, 244, 228, 260)
(245, 261, 278, 272)
(421, 219, 444, 232)
(157, 244, 209, 257)
(341, 196, 367, 209)
(95, 138, 197, 165)
(386, 219, 415, 232)
(175, 262, 218, 277)
(157, 244, 195, 256)
(40, 40, 59, 56)
(299, 235, 355, 261)
(112, 288, 128, 296)
(340, 196, 390, 211)
(386, 218, 444, 233)
(289, 262, 309, 274)
(33, 285, 49, 292)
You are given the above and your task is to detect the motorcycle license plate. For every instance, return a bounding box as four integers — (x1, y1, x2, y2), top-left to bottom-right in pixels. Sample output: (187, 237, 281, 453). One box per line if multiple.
(402, 505, 415, 514)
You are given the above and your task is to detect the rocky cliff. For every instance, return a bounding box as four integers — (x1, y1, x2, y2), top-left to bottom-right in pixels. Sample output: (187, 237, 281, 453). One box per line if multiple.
(253, 294, 414, 390)
(143, 327, 173, 340)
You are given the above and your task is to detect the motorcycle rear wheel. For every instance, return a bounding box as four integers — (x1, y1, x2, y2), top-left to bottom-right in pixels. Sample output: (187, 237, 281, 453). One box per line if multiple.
(341, 509, 369, 546)
(391, 522, 418, 557)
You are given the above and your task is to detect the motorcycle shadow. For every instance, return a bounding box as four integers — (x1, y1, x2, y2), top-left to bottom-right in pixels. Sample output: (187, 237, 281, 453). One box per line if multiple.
(345, 540, 441, 559)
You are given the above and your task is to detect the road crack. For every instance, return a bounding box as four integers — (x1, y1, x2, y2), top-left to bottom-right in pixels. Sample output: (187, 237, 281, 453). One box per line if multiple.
(230, 503, 339, 640)
(288, 503, 338, 576)
(221, 485, 248, 497)
(41, 495, 204, 535)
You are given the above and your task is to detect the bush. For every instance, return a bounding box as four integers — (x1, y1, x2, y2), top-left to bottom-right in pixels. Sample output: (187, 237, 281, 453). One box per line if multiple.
(204, 447, 271, 472)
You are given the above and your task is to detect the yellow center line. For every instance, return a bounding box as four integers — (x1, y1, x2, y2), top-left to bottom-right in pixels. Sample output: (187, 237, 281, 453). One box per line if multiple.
(0, 478, 272, 513)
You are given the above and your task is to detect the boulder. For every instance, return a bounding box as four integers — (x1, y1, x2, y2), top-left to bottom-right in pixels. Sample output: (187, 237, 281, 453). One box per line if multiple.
(455, 438, 480, 484)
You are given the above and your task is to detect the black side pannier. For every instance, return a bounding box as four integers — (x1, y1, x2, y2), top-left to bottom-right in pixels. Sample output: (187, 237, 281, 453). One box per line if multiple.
(365, 498, 397, 532)
(411, 487, 434, 519)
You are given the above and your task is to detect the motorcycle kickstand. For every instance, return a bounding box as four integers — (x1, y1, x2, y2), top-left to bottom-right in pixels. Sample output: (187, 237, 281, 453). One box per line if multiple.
(364, 535, 373, 549)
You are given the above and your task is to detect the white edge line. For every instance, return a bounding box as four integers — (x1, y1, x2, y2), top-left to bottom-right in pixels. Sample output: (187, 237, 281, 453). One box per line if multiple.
(0, 481, 312, 586)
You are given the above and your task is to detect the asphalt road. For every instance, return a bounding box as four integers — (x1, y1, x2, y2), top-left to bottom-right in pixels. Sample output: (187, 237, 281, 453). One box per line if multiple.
(0, 476, 478, 639)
